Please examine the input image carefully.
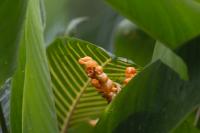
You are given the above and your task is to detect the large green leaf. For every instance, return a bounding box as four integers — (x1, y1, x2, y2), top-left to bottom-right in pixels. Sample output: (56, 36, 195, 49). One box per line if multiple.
(10, 30, 26, 133)
(152, 42, 188, 80)
(0, 0, 27, 86)
(47, 37, 137, 132)
(95, 37, 200, 132)
(10, 0, 59, 132)
(106, 0, 200, 48)
(68, 122, 94, 133)
(173, 111, 200, 133)
(114, 19, 155, 66)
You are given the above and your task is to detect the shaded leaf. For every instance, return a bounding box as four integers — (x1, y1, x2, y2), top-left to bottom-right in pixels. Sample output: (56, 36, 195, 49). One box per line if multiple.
(0, 0, 27, 86)
(152, 42, 188, 80)
(0, 81, 10, 133)
(0, 80, 10, 132)
(10, 26, 26, 133)
(10, 0, 59, 132)
(106, 0, 200, 48)
(65, 17, 88, 36)
(68, 122, 94, 133)
(174, 111, 200, 133)
(67, 0, 120, 50)
(95, 37, 200, 132)
(114, 19, 155, 66)
(47, 37, 137, 132)
(44, 0, 120, 51)
(44, 0, 68, 44)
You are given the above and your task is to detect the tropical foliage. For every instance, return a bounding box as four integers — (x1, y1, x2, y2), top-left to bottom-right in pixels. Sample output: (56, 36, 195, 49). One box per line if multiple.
(0, 0, 200, 133)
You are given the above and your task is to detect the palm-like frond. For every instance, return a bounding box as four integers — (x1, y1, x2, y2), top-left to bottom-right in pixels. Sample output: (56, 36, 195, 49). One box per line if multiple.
(47, 37, 137, 132)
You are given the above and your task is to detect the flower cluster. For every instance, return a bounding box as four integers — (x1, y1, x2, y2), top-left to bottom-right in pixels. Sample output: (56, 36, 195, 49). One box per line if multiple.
(79, 56, 136, 102)
(124, 67, 137, 85)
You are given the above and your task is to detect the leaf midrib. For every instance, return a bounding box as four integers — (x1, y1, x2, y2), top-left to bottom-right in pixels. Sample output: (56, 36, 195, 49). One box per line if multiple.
(61, 58, 112, 133)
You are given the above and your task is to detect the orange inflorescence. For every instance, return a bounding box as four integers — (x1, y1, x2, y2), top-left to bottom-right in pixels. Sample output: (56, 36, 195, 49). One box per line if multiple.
(124, 67, 137, 85)
(79, 56, 137, 102)
(79, 56, 121, 102)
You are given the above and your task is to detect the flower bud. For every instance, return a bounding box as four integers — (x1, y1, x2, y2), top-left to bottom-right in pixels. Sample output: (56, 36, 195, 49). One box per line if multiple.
(97, 73, 108, 83)
(95, 66, 103, 74)
(85, 60, 98, 68)
(91, 79, 101, 88)
(125, 67, 136, 78)
(79, 56, 92, 64)
(124, 78, 132, 84)
(103, 79, 113, 90)
(111, 87, 118, 92)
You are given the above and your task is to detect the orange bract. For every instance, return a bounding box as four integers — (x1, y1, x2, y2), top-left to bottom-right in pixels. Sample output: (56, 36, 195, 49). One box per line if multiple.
(79, 56, 137, 102)
(91, 79, 101, 88)
(79, 56, 121, 102)
(124, 67, 137, 84)
(78, 56, 92, 64)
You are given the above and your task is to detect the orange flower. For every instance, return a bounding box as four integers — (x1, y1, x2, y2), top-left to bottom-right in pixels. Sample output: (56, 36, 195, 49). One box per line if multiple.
(124, 67, 137, 84)
(79, 56, 137, 102)
(79, 56, 121, 102)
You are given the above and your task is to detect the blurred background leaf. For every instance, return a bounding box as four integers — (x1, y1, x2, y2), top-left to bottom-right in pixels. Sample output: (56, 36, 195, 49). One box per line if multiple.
(106, 0, 200, 49)
(0, 0, 27, 86)
(47, 37, 137, 132)
(64, 17, 88, 36)
(44, 0, 68, 44)
(114, 19, 155, 66)
(44, 0, 121, 51)
(10, 0, 59, 132)
(0, 80, 11, 133)
(66, 0, 120, 50)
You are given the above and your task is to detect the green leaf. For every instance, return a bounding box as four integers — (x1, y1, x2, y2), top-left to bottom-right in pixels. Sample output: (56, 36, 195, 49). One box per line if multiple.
(10, 30, 26, 133)
(44, 0, 68, 44)
(106, 0, 200, 49)
(65, 17, 88, 36)
(0, 0, 27, 86)
(152, 42, 188, 80)
(66, 0, 120, 50)
(44, 0, 120, 50)
(47, 37, 137, 132)
(68, 122, 94, 133)
(174, 111, 200, 133)
(114, 19, 155, 66)
(95, 37, 200, 132)
(10, 0, 59, 133)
